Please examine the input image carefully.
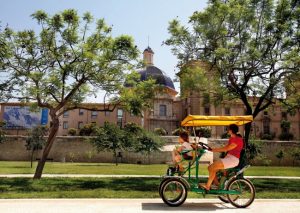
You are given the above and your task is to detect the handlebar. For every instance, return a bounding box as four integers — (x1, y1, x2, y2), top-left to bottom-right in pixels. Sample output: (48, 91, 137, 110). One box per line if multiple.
(198, 142, 212, 151)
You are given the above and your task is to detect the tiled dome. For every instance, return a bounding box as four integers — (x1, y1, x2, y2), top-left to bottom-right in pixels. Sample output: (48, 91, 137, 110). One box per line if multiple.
(139, 65, 175, 90)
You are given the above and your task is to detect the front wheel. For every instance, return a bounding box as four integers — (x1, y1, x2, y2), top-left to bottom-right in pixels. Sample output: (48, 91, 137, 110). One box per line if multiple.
(218, 195, 230, 203)
(226, 178, 255, 208)
(161, 178, 187, 207)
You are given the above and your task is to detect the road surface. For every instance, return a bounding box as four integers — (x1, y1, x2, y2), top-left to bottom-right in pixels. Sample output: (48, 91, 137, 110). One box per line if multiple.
(1, 199, 299, 213)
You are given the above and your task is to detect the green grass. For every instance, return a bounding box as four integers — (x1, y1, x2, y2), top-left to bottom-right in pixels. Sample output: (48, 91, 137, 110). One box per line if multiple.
(0, 177, 299, 199)
(0, 161, 300, 177)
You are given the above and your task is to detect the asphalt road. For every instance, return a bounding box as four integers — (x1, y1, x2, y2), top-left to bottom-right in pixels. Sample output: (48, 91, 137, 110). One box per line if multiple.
(1, 199, 299, 213)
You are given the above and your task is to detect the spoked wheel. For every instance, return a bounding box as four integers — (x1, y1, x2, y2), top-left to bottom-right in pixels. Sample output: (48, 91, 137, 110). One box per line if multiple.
(161, 178, 187, 207)
(226, 178, 255, 208)
(218, 195, 230, 203)
(159, 178, 171, 198)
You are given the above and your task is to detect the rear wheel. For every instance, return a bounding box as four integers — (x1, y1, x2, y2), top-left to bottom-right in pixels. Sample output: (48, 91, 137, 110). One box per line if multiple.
(218, 195, 230, 203)
(161, 178, 187, 207)
(159, 178, 171, 198)
(226, 178, 255, 208)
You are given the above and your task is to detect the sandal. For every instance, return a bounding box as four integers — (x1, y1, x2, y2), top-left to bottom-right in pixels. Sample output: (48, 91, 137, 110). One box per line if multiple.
(198, 183, 210, 191)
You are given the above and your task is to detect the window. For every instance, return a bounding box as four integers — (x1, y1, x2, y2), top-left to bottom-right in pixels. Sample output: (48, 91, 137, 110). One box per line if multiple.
(117, 109, 123, 127)
(204, 106, 210, 115)
(63, 111, 69, 118)
(105, 111, 110, 116)
(282, 112, 287, 120)
(79, 109, 84, 115)
(63, 121, 68, 129)
(78, 122, 83, 129)
(159, 105, 167, 116)
(91, 111, 97, 118)
(225, 107, 230, 115)
(263, 111, 268, 116)
(263, 117, 270, 134)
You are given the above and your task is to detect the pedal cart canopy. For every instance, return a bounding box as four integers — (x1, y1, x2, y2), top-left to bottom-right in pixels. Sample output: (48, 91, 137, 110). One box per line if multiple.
(181, 115, 253, 127)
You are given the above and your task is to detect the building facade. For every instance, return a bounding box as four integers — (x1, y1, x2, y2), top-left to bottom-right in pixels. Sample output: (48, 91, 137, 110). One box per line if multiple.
(1, 48, 300, 140)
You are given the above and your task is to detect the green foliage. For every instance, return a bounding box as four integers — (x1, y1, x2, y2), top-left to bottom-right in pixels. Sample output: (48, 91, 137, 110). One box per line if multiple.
(172, 128, 188, 136)
(195, 127, 211, 138)
(153, 128, 167, 136)
(275, 150, 285, 165)
(0, 121, 6, 143)
(0, 9, 155, 116)
(280, 120, 291, 132)
(260, 133, 276, 140)
(1, 10, 157, 177)
(279, 132, 294, 141)
(256, 154, 272, 166)
(25, 125, 48, 168)
(68, 128, 77, 136)
(90, 122, 129, 165)
(290, 148, 300, 166)
(123, 122, 143, 135)
(25, 126, 48, 151)
(79, 123, 97, 136)
(166, 0, 300, 144)
(221, 132, 229, 139)
(134, 131, 165, 164)
(247, 140, 262, 163)
(90, 122, 165, 165)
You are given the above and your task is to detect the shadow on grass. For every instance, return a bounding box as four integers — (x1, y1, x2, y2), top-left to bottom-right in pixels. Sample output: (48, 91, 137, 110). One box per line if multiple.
(1, 177, 300, 197)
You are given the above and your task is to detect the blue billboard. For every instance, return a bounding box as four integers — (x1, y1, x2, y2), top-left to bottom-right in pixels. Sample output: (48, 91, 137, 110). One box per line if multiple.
(3, 106, 49, 129)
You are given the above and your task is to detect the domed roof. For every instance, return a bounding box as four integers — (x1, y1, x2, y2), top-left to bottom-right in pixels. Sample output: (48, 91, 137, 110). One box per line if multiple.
(139, 65, 176, 90)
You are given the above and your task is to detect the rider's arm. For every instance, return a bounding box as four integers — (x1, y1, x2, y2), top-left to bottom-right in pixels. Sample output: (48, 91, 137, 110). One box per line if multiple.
(211, 143, 237, 153)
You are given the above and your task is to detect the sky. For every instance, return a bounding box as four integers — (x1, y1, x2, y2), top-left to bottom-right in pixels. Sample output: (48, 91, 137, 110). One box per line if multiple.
(0, 0, 207, 101)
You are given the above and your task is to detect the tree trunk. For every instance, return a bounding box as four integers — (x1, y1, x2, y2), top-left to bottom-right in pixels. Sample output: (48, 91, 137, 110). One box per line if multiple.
(33, 116, 59, 179)
(244, 122, 251, 147)
(114, 151, 118, 166)
(30, 149, 34, 168)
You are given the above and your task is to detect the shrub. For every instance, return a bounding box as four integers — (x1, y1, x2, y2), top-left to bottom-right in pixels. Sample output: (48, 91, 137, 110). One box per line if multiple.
(172, 128, 188, 136)
(260, 132, 275, 140)
(195, 127, 212, 138)
(0, 121, 6, 143)
(154, 127, 167, 136)
(123, 122, 143, 134)
(256, 154, 272, 166)
(275, 150, 284, 165)
(68, 128, 77, 136)
(290, 148, 300, 166)
(247, 139, 262, 163)
(221, 132, 229, 139)
(279, 132, 294, 141)
(79, 123, 97, 136)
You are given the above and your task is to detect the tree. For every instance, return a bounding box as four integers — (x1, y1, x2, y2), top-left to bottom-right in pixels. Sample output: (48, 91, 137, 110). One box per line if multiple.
(165, 0, 300, 145)
(134, 131, 165, 164)
(25, 125, 48, 168)
(275, 149, 285, 165)
(283, 72, 300, 112)
(0, 10, 156, 179)
(90, 122, 130, 165)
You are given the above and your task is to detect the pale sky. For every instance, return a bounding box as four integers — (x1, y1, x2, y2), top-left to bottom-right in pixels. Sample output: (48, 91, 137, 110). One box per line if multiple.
(0, 0, 207, 101)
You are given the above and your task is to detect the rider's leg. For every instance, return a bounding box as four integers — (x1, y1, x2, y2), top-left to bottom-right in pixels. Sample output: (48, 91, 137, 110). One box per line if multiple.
(172, 149, 177, 164)
(174, 155, 184, 172)
(200, 160, 224, 190)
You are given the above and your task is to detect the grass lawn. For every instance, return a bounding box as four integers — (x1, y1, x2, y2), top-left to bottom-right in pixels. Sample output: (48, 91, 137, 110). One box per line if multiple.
(0, 161, 300, 176)
(0, 177, 299, 199)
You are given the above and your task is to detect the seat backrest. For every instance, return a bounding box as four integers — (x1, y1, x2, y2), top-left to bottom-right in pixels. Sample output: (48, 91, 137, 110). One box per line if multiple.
(237, 148, 247, 169)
